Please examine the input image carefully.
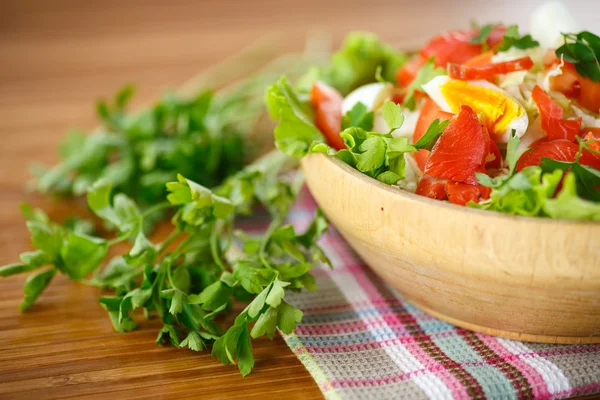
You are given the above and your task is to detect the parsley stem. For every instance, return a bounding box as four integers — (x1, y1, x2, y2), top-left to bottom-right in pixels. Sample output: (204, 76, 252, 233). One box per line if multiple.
(210, 222, 226, 272)
(258, 215, 282, 270)
(107, 234, 129, 247)
(142, 201, 172, 218)
(157, 228, 182, 255)
(169, 235, 195, 261)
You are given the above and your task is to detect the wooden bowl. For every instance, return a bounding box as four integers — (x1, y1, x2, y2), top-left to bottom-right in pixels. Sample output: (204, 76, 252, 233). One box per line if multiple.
(301, 153, 600, 344)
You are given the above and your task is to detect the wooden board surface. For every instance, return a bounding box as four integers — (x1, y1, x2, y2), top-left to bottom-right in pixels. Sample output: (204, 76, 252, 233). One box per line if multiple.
(0, 1, 596, 399)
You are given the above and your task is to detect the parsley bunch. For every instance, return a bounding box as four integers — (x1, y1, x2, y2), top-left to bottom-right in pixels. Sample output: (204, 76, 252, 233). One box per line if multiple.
(2, 150, 329, 375)
(33, 51, 318, 211)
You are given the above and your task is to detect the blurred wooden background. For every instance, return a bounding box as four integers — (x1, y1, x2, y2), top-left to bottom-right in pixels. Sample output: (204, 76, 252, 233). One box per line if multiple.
(0, 1, 596, 399)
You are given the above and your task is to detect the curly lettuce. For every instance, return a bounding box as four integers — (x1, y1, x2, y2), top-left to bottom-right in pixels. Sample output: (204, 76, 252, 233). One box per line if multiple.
(297, 32, 408, 95)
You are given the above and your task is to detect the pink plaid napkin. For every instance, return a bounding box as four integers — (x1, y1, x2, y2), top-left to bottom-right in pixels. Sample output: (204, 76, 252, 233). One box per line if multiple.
(282, 189, 600, 400)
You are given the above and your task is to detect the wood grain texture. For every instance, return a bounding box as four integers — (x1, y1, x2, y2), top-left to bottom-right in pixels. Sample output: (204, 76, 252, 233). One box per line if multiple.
(0, 1, 597, 399)
(301, 154, 600, 344)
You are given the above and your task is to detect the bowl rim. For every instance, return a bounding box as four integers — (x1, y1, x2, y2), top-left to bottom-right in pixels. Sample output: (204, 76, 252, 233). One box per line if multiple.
(304, 153, 600, 227)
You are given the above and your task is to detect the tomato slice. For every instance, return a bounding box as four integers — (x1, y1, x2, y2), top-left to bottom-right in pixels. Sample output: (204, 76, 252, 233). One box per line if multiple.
(486, 139, 502, 170)
(516, 139, 579, 171)
(412, 97, 454, 170)
(396, 56, 426, 88)
(580, 133, 600, 171)
(420, 26, 506, 67)
(531, 85, 582, 142)
(445, 181, 491, 206)
(415, 175, 447, 200)
(424, 105, 490, 185)
(310, 82, 345, 150)
(545, 53, 600, 113)
(464, 51, 494, 67)
(448, 57, 534, 81)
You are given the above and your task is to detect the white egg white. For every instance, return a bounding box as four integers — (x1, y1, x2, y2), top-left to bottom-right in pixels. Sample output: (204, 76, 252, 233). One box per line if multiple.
(422, 75, 529, 143)
(341, 83, 392, 114)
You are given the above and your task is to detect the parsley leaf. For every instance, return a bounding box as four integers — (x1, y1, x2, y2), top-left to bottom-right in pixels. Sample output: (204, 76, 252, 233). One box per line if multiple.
(470, 24, 495, 49)
(414, 119, 450, 150)
(357, 136, 387, 172)
(498, 25, 539, 52)
(20, 268, 57, 311)
(380, 101, 404, 132)
(556, 31, 600, 82)
(342, 102, 374, 130)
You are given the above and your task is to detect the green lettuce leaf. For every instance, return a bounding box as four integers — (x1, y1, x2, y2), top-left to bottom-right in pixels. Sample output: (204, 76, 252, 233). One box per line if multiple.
(265, 77, 323, 158)
(543, 173, 600, 220)
(297, 32, 407, 95)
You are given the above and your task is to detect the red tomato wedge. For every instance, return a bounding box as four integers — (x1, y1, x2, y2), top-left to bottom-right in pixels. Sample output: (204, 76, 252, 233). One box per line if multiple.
(531, 86, 582, 142)
(310, 82, 345, 150)
(396, 56, 426, 88)
(448, 57, 534, 81)
(516, 139, 579, 171)
(420, 26, 506, 67)
(445, 181, 491, 206)
(545, 53, 600, 113)
(486, 139, 502, 169)
(424, 105, 490, 185)
(415, 175, 447, 200)
(580, 133, 600, 171)
(412, 97, 454, 170)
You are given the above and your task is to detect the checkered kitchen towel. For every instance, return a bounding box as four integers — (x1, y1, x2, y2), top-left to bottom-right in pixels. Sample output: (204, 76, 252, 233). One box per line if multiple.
(281, 190, 600, 400)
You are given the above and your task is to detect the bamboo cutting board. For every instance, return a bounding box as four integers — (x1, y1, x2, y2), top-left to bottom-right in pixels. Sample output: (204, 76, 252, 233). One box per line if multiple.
(0, 1, 597, 399)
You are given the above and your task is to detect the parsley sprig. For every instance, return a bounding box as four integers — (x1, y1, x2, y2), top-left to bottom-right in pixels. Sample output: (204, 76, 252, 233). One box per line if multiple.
(556, 31, 600, 82)
(498, 25, 539, 52)
(2, 150, 330, 376)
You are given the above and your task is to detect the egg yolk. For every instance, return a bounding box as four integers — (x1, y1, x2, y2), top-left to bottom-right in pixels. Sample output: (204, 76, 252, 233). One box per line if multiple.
(440, 79, 524, 138)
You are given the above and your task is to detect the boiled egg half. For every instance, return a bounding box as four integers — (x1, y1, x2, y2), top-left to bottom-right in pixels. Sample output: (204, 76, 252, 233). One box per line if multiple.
(422, 76, 529, 143)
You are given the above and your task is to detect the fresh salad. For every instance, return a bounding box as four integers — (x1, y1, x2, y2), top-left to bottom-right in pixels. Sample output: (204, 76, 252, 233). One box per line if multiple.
(267, 3, 600, 220)
(1, 2, 599, 379)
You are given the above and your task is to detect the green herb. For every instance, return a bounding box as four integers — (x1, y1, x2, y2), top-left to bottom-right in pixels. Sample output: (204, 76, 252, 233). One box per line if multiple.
(342, 102, 374, 131)
(556, 31, 600, 82)
(498, 25, 539, 52)
(3, 150, 329, 376)
(380, 101, 404, 132)
(403, 58, 446, 111)
(470, 24, 495, 50)
(413, 119, 450, 150)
